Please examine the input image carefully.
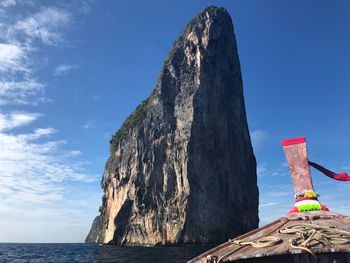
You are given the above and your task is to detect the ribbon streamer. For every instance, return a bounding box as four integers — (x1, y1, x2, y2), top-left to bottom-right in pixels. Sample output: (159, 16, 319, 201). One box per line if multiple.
(309, 161, 350, 181)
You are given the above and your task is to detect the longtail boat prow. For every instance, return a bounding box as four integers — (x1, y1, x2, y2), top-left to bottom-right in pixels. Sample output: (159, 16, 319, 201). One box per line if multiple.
(188, 137, 350, 263)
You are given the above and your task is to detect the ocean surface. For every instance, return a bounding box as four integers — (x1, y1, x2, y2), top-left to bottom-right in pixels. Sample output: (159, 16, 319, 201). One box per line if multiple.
(0, 243, 212, 263)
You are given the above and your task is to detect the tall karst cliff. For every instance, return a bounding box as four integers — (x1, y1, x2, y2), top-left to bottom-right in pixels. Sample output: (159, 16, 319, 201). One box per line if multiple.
(86, 6, 259, 245)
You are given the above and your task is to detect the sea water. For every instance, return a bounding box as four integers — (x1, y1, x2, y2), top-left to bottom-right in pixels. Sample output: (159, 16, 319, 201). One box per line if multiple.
(0, 243, 211, 263)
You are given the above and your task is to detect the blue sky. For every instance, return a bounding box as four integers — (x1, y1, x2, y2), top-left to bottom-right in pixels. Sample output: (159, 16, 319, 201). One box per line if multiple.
(0, 0, 350, 242)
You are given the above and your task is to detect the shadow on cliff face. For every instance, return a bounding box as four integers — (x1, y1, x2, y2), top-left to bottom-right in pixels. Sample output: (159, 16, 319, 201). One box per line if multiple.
(111, 200, 133, 245)
(181, 7, 258, 244)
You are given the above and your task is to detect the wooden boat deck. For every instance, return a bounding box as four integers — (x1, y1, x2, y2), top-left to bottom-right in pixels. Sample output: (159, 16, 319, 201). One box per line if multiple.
(188, 211, 350, 262)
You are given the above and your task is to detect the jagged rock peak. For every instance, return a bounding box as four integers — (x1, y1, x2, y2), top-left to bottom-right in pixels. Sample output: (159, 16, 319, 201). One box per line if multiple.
(86, 5, 259, 246)
(109, 6, 235, 152)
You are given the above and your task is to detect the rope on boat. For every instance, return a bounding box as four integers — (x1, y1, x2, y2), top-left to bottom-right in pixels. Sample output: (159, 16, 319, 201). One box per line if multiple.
(206, 223, 350, 263)
(278, 223, 350, 262)
(206, 236, 282, 263)
(230, 236, 282, 248)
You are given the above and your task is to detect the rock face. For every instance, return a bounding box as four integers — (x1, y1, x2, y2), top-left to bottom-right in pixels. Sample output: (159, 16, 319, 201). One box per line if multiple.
(86, 6, 259, 245)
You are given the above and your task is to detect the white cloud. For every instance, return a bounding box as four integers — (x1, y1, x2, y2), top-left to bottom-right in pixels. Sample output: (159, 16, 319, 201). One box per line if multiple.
(0, 5, 76, 106)
(82, 120, 95, 129)
(257, 165, 267, 178)
(0, 7, 73, 106)
(0, 112, 42, 131)
(0, 80, 45, 105)
(19, 127, 57, 140)
(0, 43, 27, 72)
(65, 150, 83, 157)
(259, 201, 280, 208)
(0, 0, 16, 8)
(0, 112, 97, 207)
(8, 7, 71, 45)
(0, 192, 101, 242)
(54, 63, 78, 76)
(258, 184, 293, 226)
(0, 0, 34, 8)
(257, 163, 289, 179)
(0, 3, 98, 243)
(250, 130, 267, 145)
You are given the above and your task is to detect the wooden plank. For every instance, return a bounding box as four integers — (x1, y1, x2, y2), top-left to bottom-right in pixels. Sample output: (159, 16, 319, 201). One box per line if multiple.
(188, 211, 350, 263)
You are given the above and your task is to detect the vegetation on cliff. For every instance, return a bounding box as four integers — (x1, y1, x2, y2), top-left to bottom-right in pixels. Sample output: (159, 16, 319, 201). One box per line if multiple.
(110, 98, 150, 153)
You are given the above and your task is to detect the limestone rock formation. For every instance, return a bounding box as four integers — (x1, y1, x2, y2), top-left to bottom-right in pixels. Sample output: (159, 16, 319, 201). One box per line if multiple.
(86, 6, 259, 245)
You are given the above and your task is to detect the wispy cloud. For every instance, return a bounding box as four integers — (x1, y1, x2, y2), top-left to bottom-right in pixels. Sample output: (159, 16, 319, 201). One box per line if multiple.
(54, 63, 78, 76)
(0, 80, 45, 105)
(257, 162, 288, 178)
(0, 7, 73, 105)
(65, 150, 83, 157)
(0, 3, 97, 242)
(259, 183, 293, 226)
(0, 43, 27, 72)
(7, 7, 71, 46)
(0, 0, 34, 8)
(82, 120, 95, 129)
(0, 0, 16, 8)
(0, 112, 42, 131)
(257, 164, 267, 178)
(259, 201, 280, 208)
(250, 130, 267, 145)
(0, 113, 97, 206)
